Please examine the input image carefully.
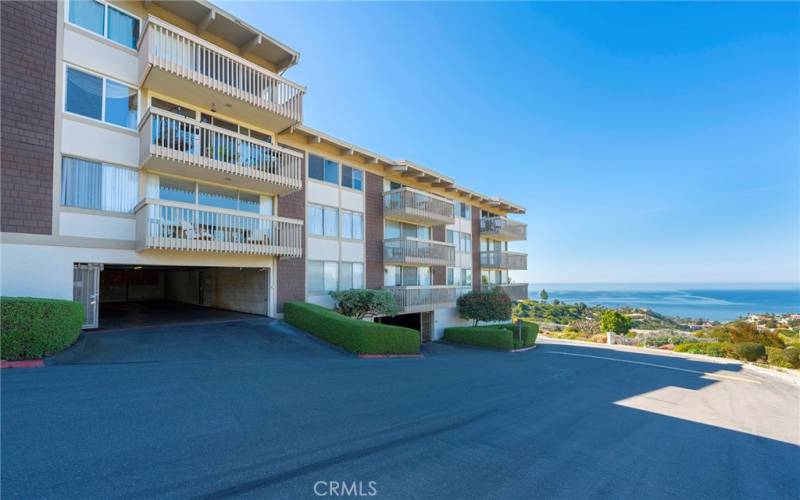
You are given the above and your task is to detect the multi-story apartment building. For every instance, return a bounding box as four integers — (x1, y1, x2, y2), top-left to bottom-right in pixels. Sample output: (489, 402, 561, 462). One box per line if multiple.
(0, 0, 527, 341)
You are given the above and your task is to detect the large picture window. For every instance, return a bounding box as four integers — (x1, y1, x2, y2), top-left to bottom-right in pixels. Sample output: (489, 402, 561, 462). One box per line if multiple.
(341, 210, 364, 240)
(65, 67, 138, 129)
(339, 262, 365, 290)
(308, 204, 339, 237)
(61, 156, 138, 213)
(157, 176, 271, 213)
(308, 261, 340, 292)
(69, 0, 140, 49)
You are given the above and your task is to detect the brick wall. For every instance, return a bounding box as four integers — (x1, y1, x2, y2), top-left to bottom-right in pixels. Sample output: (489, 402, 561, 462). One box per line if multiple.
(365, 171, 384, 289)
(0, 0, 57, 235)
(276, 151, 306, 313)
(432, 225, 446, 286)
(472, 206, 481, 291)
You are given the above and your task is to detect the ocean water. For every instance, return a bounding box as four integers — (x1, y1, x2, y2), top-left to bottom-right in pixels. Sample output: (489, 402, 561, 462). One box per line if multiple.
(527, 284, 800, 321)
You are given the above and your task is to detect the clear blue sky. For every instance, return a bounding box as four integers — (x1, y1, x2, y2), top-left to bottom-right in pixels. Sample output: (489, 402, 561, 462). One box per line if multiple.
(220, 1, 799, 284)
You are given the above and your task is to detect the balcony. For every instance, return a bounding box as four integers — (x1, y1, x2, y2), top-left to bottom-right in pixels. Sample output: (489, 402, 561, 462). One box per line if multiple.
(385, 285, 472, 314)
(480, 251, 528, 270)
(134, 199, 303, 256)
(138, 16, 304, 132)
(383, 187, 455, 226)
(383, 237, 455, 267)
(480, 217, 527, 241)
(482, 283, 529, 301)
(139, 109, 303, 194)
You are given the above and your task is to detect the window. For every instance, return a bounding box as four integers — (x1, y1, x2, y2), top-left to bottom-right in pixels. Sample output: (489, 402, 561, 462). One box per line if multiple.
(341, 210, 363, 240)
(61, 156, 138, 212)
(308, 204, 338, 237)
(151, 97, 195, 119)
(341, 165, 363, 191)
(339, 262, 365, 290)
(157, 176, 268, 212)
(384, 220, 401, 239)
(104, 79, 137, 128)
(447, 268, 455, 286)
(308, 261, 340, 292)
(463, 269, 473, 286)
(308, 154, 338, 185)
(389, 181, 404, 190)
(65, 67, 137, 129)
(461, 234, 472, 253)
(69, 0, 140, 49)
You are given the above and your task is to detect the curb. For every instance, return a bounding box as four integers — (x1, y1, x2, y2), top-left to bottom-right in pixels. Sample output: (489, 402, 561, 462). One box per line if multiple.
(437, 340, 538, 353)
(539, 335, 800, 384)
(43, 333, 88, 366)
(358, 353, 424, 359)
(511, 345, 538, 353)
(1, 359, 44, 369)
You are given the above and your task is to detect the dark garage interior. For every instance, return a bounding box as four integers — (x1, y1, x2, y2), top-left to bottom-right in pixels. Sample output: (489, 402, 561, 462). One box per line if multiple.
(97, 265, 269, 330)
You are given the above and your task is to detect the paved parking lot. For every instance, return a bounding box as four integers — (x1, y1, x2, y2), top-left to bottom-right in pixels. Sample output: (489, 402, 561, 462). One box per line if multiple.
(2, 319, 798, 499)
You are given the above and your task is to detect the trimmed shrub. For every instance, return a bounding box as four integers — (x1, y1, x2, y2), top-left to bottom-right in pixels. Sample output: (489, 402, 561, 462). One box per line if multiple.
(457, 289, 512, 326)
(600, 310, 632, 334)
(283, 302, 419, 355)
(1, 297, 84, 360)
(444, 326, 514, 350)
(444, 321, 539, 351)
(731, 342, 766, 362)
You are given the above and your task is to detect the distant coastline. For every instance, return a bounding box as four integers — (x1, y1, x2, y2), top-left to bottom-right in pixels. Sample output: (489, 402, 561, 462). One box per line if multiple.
(525, 283, 800, 322)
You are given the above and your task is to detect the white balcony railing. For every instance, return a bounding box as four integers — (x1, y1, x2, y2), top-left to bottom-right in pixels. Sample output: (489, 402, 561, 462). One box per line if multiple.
(139, 16, 304, 123)
(480, 217, 527, 241)
(480, 251, 528, 270)
(383, 237, 455, 267)
(482, 283, 529, 301)
(385, 285, 472, 313)
(383, 187, 455, 226)
(139, 109, 303, 192)
(134, 199, 303, 256)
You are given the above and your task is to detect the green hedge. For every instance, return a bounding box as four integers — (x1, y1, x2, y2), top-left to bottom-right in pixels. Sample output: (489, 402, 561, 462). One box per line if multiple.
(444, 321, 539, 351)
(283, 302, 419, 355)
(1, 297, 84, 360)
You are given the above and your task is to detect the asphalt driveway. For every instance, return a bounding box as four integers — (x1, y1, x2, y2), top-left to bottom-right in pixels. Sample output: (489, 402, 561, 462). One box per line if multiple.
(2, 320, 798, 499)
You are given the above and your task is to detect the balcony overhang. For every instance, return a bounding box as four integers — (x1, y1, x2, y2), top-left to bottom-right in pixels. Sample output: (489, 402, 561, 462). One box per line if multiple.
(144, 0, 299, 72)
(139, 17, 304, 132)
(138, 109, 303, 195)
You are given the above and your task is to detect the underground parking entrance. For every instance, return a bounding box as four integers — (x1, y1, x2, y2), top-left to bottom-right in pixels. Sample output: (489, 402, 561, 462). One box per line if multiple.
(74, 264, 271, 330)
(375, 311, 433, 342)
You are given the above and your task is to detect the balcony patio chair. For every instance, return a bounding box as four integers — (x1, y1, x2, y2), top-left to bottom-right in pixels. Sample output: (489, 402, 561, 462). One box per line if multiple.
(180, 220, 211, 240)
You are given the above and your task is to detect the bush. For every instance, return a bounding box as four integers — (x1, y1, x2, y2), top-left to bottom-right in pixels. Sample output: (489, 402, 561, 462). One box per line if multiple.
(766, 347, 794, 368)
(731, 342, 766, 362)
(672, 342, 731, 357)
(457, 289, 512, 326)
(1, 297, 84, 360)
(445, 322, 539, 350)
(283, 302, 419, 355)
(600, 310, 632, 334)
(785, 347, 800, 367)
(329, 289, 398, 319)
(703, 321, 784, 348)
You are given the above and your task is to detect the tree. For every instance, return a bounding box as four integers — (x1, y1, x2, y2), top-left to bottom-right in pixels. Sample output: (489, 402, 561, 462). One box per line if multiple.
(457, 289, 512, 326)
(330, 289, 398, 320)
(539, 289, 549, 302)
(601, 310, 632, 334)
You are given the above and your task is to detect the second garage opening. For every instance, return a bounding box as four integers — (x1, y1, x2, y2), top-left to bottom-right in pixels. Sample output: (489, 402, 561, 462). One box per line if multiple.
(96, 265, 270, 330)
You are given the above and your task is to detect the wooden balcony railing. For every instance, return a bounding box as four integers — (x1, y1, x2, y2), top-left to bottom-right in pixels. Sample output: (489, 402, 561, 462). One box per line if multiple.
(139, 16, 304, 124)
(139, 109, 303, 193)
(481, 283, 529, 301)
(480, 251, 528, 270)
(134, 199, 303, 256)
(383, 187, 455, 226)
(385, 285, 472, 313)
(480, 217, 527, 241)
(383, 237, 455, 267)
